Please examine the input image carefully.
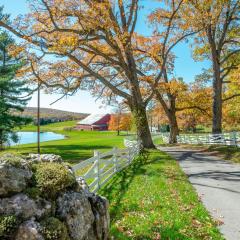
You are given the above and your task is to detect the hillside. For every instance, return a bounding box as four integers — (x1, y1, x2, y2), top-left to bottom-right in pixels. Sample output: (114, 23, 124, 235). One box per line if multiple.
(17, 107, 89, 122)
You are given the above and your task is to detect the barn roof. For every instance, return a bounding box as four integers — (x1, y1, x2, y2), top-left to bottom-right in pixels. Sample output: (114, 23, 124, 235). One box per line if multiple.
(78, 113, 109, 125)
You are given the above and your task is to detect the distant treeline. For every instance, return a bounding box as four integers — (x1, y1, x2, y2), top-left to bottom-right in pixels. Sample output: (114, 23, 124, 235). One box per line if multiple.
(14, 107, 89, 125)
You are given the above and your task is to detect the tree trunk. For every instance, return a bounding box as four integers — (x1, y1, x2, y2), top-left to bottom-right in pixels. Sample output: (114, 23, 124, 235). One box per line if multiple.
(131, 104, 155, 149)
(212, 64, 222, 133)
(207, 28, 223, 134)
(154, 90, 180, 144)
(169, 113, 179, 144)
(0, 129, 3, 151)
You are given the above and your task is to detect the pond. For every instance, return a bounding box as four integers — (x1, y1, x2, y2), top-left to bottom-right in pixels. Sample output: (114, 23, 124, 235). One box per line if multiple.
(9, 132, 65, 146)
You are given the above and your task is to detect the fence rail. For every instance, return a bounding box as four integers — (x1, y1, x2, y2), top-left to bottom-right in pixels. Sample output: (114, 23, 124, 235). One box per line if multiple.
(159, 132, 240, 147)
(73, 139, 140, 193)
(177, 132, 240, 147)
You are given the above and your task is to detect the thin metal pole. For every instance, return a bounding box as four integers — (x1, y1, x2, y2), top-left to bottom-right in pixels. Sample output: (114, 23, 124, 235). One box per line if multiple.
(37, 82, 40, 154)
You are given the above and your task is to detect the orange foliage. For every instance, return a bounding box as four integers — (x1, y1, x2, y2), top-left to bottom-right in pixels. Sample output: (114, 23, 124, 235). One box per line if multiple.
(109, 114, 132, 132)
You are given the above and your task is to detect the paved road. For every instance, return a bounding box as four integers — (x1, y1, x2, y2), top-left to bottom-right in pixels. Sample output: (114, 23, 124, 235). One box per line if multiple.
(159, 146, 240, 240)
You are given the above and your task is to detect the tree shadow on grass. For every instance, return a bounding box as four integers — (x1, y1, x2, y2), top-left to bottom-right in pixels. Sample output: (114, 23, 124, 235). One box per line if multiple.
(99, 150, 150, 219)
(10, 144, 114, 164)
(99, 150, 194, 240)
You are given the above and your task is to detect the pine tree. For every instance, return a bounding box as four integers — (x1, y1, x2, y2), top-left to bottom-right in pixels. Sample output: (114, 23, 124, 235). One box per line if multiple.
(0, 31, 32, 149)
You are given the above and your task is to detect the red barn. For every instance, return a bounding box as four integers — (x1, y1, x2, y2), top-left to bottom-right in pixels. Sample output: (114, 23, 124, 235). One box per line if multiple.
(76, 114, 111, 131)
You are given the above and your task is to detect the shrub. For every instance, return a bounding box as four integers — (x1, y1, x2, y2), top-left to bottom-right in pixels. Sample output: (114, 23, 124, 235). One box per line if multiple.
(33, 163, 75, 199)
(41, 217, 69, 240)
(0, 215, 19, 239)
(63, 127, 73, 132)
(24, 187, 41, 199)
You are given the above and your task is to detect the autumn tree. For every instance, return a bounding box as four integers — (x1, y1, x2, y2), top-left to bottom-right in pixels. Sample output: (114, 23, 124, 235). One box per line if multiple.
(138, 0, 199, 143)
(109, 115, 119, 134)
(154, 79, 211, 142)
(222, 97, 240, 130)
(182, 0, 240, 133)
(0, 0, 159, 149)
(119, 114, 132, 133)
(109, 113, 132, 135)
(177, 106, 211, 132)
(222, 57, 240, 130)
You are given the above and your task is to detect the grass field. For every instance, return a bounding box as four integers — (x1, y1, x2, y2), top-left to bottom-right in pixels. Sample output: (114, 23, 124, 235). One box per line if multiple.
(205, 145, 240, 163)
(3, 121, 224, 239)
(99, 150, 224, 240)
(179, 144, 240, 164)
(6, 121, 126, 164)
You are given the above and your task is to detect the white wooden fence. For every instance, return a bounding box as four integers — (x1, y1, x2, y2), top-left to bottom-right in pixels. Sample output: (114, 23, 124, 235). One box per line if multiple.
(72, 139, 140, 193)
(158, 132, 240, 147)
(177, 132, 240, 147)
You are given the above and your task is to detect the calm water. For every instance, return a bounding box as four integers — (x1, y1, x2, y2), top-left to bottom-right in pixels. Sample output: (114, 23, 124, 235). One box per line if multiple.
(9, 132, 65, 146)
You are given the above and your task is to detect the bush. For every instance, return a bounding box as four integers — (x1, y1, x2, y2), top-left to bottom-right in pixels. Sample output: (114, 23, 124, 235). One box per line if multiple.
(63, 127, 73, 132)
(0, 215, 19, 239)
(33, 163, 75, 199)
(24, 187, 41, 199)
(41, 217, 69, 240)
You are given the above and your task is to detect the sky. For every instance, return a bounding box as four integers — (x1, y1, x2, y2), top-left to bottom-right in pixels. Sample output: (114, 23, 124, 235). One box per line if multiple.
(1, 0, 209, 114)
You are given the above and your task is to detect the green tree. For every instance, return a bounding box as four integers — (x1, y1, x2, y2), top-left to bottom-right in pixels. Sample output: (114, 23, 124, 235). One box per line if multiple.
(0, 31, 31, 149)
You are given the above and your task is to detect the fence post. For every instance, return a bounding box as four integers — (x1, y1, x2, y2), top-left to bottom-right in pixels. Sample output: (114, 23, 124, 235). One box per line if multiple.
(207, 134, 210, 144)
(128, 148, 132, 165)
(197, 135, 200, 144)
(113, 147, 118, 172)
(94, 150, 100, 190)
(231, 131, 237, 146)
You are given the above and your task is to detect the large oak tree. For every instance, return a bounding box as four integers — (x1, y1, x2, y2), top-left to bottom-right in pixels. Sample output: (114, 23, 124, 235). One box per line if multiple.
(0, 0, 160, 148)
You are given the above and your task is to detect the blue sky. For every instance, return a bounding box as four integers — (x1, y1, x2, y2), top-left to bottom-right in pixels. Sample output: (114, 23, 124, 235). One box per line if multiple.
(1, 0, 209, 113)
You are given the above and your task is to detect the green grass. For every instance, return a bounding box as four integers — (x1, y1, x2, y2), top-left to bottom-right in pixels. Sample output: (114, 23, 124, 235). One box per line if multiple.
(5, 121, 125, 164)
(186, 144, 240, 164)
(9, 121, 161, 164)
(205, 145, 240, 164)
(99, 150, 224, 240)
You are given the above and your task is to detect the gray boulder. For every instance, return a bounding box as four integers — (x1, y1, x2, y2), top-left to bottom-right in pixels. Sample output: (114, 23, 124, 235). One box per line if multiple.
(88, 193, 110, 240)
(28, 154, 63, 163)
(56, 191, 94, 240)
(0, 160, 32, 196)
(15, 219, 44, 240)
(75, 177, 90, 193)
(0, 194, 52, 220)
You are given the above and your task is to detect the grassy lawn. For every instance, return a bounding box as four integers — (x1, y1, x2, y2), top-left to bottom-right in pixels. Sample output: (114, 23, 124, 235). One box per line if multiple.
(180, 144, 240, 164)
(5, 121, 161, 164)
(204, 145, 240, 164)
(4, 121, 125, 164)
(99, 150, 224, 240)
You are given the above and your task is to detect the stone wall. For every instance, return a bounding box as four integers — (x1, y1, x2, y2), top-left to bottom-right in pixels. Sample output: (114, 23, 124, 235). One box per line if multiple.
(0, 153, 110, 240)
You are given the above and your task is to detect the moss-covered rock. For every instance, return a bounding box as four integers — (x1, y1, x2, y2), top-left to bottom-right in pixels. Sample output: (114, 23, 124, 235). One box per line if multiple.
(0, 215, 20, 239)
(33, 163, 76, 199)
(40, 217, 69, 240)
(0, 154, 110, 239)
(0, 193, 52, 220)
(15, 219, 44, 240)
(0, 156, 32, 196)
(0, 153, 26, 168)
